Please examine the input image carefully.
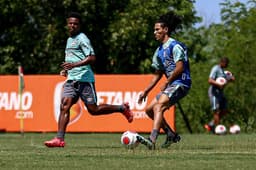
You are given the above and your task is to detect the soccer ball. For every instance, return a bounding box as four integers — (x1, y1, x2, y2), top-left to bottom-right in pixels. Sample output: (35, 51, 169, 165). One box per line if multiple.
(229, 124, 241, 134)
(121, 131, 139, 149)
(216, 77, 227, 85)
(224, 70, 233, 81)
(215, 124, 227, 135)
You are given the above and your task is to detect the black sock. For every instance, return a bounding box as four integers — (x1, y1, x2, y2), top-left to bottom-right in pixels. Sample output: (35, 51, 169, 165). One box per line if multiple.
(150, 129, 159, 143)
(163, 127, 176, 138)
(119, 105, 124, 112)
(57, 131, 65, 140)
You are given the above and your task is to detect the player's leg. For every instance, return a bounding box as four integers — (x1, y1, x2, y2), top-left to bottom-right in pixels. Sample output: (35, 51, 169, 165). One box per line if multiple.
(205, 92, 220, 133)
(136, 98, 158, 149)
(57, 97, 77, 137)
(148, 93, 169, 145)
(144, 98, 157, 119)
(160, 85, 188, 148)
(213, 110, 221, 125)
(161, 118, 181, 148)
(145, 97, 173, 131)
(80, 82, 133, 123)
(44, 80, 79, 147)
(138, 98, 170, 149)
(140, 86, 186, 149)
(219, 96, 228, 120)
(86, 103, 133, 122)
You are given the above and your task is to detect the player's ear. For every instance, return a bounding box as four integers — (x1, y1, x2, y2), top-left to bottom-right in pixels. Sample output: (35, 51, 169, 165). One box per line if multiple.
(164, 27, 168, 34)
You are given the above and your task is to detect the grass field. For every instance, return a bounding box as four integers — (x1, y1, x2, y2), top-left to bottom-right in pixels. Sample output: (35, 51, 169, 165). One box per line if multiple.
(0, 133, 255, 170)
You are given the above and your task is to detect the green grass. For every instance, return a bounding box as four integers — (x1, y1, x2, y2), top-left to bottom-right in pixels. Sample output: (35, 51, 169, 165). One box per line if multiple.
(0, 133, 255, 170)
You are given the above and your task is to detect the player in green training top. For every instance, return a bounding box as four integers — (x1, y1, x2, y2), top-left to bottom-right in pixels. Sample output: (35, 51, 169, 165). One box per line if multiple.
(44, 12, 133, 147)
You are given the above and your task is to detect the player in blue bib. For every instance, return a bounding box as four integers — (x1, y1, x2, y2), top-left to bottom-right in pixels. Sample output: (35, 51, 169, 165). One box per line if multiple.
(138, 11, 191, 149)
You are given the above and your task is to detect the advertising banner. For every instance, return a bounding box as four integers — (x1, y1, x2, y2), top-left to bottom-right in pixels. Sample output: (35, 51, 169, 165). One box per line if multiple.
(0, 75, 175, 132)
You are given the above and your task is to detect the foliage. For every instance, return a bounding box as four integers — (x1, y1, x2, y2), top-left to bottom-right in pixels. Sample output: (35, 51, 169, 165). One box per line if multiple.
(0, 0, 197, 74)
(106, 0, 197, 73)
(177, 0, 256, 133)
(0, 0, 67, 74)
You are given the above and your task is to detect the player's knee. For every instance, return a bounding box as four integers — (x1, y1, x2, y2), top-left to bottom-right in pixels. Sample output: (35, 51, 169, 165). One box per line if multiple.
(61, 103, 71, 112)
(153, 103, 164, 113)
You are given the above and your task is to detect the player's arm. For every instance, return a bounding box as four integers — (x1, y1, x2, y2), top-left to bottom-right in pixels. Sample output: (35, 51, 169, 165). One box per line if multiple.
(228, 75, 235, 82)
(138, 70, 163, 103)
(61, 35, 96, 70)
(145, 70, 163, 93)
(61, 55, 96, 70)
(208, 77, 225, 89)
(166, 60, 184, 84)
(60, 69, 67, 77)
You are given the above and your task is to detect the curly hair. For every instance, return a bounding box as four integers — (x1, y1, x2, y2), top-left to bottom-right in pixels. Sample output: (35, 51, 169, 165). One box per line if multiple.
(156, 11, 182, 35)
(67, 12, 82, 23)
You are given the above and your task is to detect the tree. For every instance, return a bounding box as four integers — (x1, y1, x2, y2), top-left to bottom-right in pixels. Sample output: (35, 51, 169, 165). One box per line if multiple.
(0, 0, 198, 74)
(179, 0, 256, 133)
(0, 0, 67, 74)
(106, 0, 198, 73)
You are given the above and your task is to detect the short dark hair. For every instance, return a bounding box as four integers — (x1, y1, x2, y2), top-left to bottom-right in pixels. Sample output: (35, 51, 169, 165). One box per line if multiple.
(67, 12, 82, 23)
(220, 57, 229, 63)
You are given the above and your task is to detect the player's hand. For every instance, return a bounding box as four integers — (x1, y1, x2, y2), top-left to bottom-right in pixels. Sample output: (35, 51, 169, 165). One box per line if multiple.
(230, 75, 235, 82)
(61, 62, 75, 70)
(60, 70, 67, 77)
(138, 92, 147, 104)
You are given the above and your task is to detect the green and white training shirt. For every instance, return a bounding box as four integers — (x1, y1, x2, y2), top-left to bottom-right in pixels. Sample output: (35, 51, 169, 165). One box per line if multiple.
(65, 32, 95, 82)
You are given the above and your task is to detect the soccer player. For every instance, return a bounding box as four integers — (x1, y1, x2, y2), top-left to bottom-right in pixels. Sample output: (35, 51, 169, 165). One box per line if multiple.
(44, 12, 133, 147)
(205, 57, 235, 133)
(137, 11, 191, 149)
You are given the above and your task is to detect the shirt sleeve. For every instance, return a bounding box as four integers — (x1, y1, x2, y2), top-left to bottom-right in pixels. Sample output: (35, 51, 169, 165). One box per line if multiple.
(172, 44, 185, 63)
(209, 65, 218, 79)
(151, 48, 164, 71)
(80, 34, 95, 57)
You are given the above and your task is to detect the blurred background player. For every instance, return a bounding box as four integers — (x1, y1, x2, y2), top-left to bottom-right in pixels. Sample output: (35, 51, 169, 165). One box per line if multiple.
(205, 57, 235, 133)
(138, 11, 191, 149)
(44, 12, 133, 147)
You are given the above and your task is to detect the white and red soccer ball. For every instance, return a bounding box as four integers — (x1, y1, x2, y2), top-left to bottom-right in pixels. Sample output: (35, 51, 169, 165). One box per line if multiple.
(121, 131, 139, 149)
(215, 124, 227, 135)
(229, 124, 241, 134)
(216, 77, 227, 85)
(216, 70, 234, 85)
(224, 70, 233, 81)
(215, 124, 241, 135)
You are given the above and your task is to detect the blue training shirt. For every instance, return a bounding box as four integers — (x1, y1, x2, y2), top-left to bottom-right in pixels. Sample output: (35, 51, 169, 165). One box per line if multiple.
(65, 32, 95, 82)
(151, 38, 191, 88)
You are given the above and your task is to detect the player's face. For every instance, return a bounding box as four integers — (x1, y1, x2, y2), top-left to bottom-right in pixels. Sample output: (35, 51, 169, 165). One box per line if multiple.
(154, 23, 168, 42)
(221, 61, 229, 68)
(67, 17, 81, 36)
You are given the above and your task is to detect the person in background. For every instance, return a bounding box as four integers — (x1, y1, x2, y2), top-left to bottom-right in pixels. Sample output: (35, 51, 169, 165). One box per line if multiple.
(205, 57, 235, 133)
(44, 12, 133, 147)
(137, 11, 191, 149)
